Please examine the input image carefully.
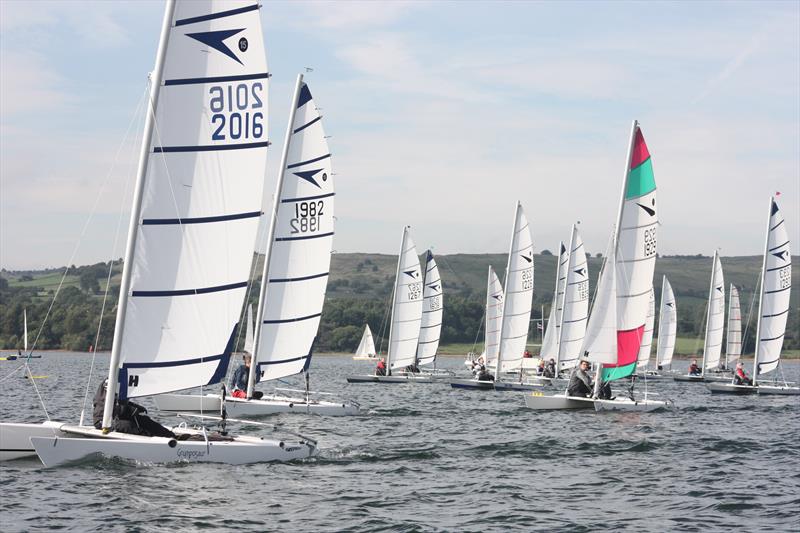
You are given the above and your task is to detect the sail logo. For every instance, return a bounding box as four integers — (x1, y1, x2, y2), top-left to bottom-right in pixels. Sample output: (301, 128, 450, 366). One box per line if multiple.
(773, 250, 789, 262)
(427, 283, 440, 292)
(186, 28, 247, 65)
(404, 270, 419, 279)
(637, 199, 656, 217)
(294, 169, 326, 188)
(521, 254, 533, 263)
(573, 267, 586, 277)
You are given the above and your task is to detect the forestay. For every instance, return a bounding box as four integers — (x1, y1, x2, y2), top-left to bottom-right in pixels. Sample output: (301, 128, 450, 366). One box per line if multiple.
(557, 226, 589, 371)
(703, 252, 725, 371)
(254, 78, 334, 382)
(355, 325, 376, 358)
(655, 276, 676, 368)
(114, 0, 269, 399)
(726, 284, 742, 367)
(416, 251, 443, 367)
(496, 203, 534, 376)
(754, 197, 792, 378)
(602, 121, 658, 382)
(636, 288, 656, 368)
(387, 227, 424, 371)
(483, 266, 504, 367)
(540, 242, 566, 362)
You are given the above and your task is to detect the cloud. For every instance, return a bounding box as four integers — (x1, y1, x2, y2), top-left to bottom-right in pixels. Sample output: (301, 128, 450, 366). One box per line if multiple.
(0, 50, 71, 116)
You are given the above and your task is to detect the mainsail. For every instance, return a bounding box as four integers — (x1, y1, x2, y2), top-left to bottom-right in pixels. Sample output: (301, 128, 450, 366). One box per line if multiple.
(540, 242, 566, 361)
(725, 284, 742, 368)
(483, 266, 504, 367)
(557, 226, 589, 371)
(251, 76, 334, 385)
(355, 325, 377, 358)
(387, 227, 424, 372)
(702, 252, 725, 372)
(416, 251, 443, 367)
(753, 197, 792, 380)
(602, 121, 658, 382)
(495, 202, 534, 376)
(106, 0, 269, 407)
(655, 276, 676, 368)
(582, 245, 618, 365)
(636, 288, 656, 368)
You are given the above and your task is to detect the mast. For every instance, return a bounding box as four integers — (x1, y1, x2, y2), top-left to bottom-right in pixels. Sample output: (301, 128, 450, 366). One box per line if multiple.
(549, 240, 564, 369)
(555, 229, 574, 370)
(102, 0, 175, 430)
(247, 74, 303, 397)
(700, 251, 718, 377)
(385, 227, 409, 376)
(752, 197, 773, 387)
(495, 201, 520, 381)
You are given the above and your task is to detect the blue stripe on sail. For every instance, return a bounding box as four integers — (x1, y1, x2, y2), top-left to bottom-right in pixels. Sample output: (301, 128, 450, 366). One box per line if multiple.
(154, 141, 269, 153)
(118, 326, 237, 399)
(769, 240, 789, 252)
(282, 192, 335, 203)
(263, 312, 322, 324)
(142, 211, 261, 225)
(275, 231, 334, 242)
(132, 281, 247, 297)
(165, 72, 270, 86)
(287, 153, 330, 169)
(175, 4, 259, 26)
(257, 354, 309, 367)
(269, 272, 329, 283)
(765, 286, 791, 294)
(293, 116, 321, 134)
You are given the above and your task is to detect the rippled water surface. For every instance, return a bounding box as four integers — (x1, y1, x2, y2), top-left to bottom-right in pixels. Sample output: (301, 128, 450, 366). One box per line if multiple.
(1, 354, 798, 532)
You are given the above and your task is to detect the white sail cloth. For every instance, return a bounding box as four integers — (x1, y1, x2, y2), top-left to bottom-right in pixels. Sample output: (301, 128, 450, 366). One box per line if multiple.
(540, 242, 566, 361)
(255, 79, 334, 382)
(582, 245, 618, 365)
(637, 288, 656, 367)
(755, 198, 792, 376)
(655, 276, 676, 368)
(557, 227, 589, 371)
(484, 266, 504, 366)
(117, 0, 268, 399)
(417, 251, 443, 366)
(244, 304, 255, 354)
(496, 203, 534, 375)
(388, 228, 424, 371)
(726, 284, 742, 366)
(355, 325, 377, 357)
(703, 252, 725, 371)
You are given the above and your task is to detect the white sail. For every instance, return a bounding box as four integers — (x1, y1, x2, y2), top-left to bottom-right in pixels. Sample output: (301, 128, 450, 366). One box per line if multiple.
(540, 242, 566, 361)
(636, 288, 656, 368)
(703, 252, 725, 371)
(387, 227, 424, 371)
(655, 276, 676, 368)
(243, 304, 254, 354)
(416, 251, 443, 367)
(725, 284, 742, 367)
(484, 266, 504, 366)
(582, 245, 618, 365)
(111, 0, 269, 400)
(754, 197, 792, 378)
(496, 202, 534, 376)
(557, 226, 590, 371)
(254, 78, 334, 383)
(355, 325, 377, 357)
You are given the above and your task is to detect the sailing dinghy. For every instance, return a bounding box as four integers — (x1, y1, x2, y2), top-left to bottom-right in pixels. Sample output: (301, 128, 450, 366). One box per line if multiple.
(156, 74, 358, 416)
(708, 197, 797, 395)
(29, 0, 317, 466)
(525, 121, 666, 411)
(346, 227, 431, 383)
(352, 325, 378, 361)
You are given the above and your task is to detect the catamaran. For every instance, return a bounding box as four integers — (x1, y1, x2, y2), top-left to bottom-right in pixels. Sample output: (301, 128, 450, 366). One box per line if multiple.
(673, 251, 727, 383)
(346, 227, 430, 383)
(525, 120, 665, 411)
(708, 196, 796, 395)
(457, 266, 504, 387)
(352, 325, 378, 361)
(156, 74, 358, 416)
(13, 0, 318, 466)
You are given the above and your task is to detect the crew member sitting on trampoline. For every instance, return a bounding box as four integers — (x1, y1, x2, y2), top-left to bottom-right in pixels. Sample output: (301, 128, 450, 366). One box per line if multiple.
(568, 358, 594, 397)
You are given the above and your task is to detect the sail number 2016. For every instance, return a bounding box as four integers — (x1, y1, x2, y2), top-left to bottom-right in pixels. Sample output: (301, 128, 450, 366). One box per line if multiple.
(290, 201, 324, 234)
(209, 83, 264, 141)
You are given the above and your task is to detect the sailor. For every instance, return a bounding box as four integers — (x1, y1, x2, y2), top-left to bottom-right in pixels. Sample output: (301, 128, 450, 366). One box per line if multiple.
(537, 359, 545, 375)
(733, 362, 752, 386)
(92, 379, 175, 438)
(567, 358, 594, 397)
(688, 359, 701, 375)
(230, 353, 263, 399)
(476, 364, 494, 382)
(544, 358, 557, 378)
(375, 357, 387, 376)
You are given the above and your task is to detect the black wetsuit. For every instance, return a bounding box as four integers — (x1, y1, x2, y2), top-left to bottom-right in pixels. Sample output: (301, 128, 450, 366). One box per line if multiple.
(92, 381, 175, 438)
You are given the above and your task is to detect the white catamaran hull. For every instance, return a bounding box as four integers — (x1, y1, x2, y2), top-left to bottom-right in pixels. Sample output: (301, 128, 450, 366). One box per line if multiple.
(30, 426, 316, 467)
(706, 382, 757, 394)
(450, 378, 496, 390)
(0, 421, 68, 461)
(493, 381, 547, 391)
(757, 385, 800, 395)
(593, 398, 668, 412)
(673, 375, 704, 382)
(523, 393, 597, 410)
(345, 374, 434, 384)
(155, 394, 359, 416)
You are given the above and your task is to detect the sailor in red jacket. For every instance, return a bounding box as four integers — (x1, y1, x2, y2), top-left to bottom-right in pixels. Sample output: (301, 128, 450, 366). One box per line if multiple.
(734, 362, 752, 386)
(375, 357, 387, 376)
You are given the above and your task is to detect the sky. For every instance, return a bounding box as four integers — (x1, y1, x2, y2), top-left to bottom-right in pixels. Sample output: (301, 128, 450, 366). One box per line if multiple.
(1, 0, 799, 270)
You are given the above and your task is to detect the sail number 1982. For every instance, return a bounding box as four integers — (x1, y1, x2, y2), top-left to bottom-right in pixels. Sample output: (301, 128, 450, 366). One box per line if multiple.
(290, 201, 324, 234)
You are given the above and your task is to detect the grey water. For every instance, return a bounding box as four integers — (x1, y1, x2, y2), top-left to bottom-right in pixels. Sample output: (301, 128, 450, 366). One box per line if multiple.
(1, 353, 798, 532)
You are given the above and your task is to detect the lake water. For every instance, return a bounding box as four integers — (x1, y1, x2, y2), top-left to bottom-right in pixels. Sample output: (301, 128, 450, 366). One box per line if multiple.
(1, 353, 798, 532)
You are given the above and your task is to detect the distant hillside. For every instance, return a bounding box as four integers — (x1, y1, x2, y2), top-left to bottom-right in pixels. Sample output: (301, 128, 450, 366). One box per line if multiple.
(1, 253, 797, 353)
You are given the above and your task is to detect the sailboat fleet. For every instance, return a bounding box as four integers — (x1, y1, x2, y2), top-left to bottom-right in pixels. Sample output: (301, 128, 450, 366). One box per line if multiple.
(1, 0, 796, 468)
